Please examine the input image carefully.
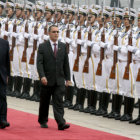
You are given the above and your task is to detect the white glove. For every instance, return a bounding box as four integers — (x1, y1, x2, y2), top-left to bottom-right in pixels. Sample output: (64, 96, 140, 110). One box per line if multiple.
(33, 34, 39, 40)
(87, 40, 92, 46)
(77, 39, 84, 46)
(43, 35, 49, 40)
(100, 41, 107, 48)
(12, 32, 18, 38)
(128, 45, 134, 52)
(113, 45, 119, 51)
(65, 37, 71, 44)
(4, 31, 11, 37)
(24, 32, 30, 39)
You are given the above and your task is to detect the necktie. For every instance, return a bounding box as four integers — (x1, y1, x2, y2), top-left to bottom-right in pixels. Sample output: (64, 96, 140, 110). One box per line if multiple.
(54, 43, 57, 57)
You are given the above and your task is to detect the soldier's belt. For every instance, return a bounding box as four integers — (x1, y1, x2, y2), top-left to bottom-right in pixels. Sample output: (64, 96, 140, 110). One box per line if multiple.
(81, 53, 87, 56)
(93, 54, 99, 58)
(133, 60, 140, 64)
(105, 55, 112, 59)
(119, 60, 127, 63)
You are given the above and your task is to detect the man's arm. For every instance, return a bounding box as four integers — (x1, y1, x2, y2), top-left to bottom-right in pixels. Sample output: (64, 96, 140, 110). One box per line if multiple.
(63, 44, 70, 81)
(37, 44, 45, 79)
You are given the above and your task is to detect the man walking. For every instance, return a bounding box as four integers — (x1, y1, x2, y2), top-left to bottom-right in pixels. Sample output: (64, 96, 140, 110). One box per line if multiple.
(37, 25, 70, 130)
(0, 38, 10, 129)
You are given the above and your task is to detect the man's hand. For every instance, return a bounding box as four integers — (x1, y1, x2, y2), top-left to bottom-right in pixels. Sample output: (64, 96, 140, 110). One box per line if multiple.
(65, 80, 72, 87)
(41, 77, 48, 85)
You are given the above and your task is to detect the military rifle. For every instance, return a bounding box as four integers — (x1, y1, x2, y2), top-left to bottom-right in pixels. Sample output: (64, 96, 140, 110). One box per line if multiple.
(21, 0, 29, 62)
(4, 0, 9, 41)
(66, 0, 70, 54)
(109, 3, 118, 79)
(96, 0, 105, 76)
(29, 0, 38, 65)
(123, 0, 132, 80)
(10, 19, 17, 61)
(73, 1, 81, 72)
(83, 4, 92, 73)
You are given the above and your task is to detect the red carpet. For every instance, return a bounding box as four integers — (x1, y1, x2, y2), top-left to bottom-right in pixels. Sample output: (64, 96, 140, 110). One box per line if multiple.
(0, 108, 133, 140)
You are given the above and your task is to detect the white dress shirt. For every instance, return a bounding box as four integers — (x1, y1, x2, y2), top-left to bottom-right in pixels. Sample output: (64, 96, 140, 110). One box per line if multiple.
(49, 39, 58, 52)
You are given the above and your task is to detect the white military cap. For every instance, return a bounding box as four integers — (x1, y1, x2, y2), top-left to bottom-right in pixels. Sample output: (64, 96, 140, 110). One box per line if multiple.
(25, 4, 32, 11)
(53, 3, 64, 13)
(26, 1, 34, 7)
(90, 4, 95, 9)
(6, 2, 14, 8)
(36, 5, 44, 12)
(124, 7, 136, 14)
(88, 8, 99, 16)
(64, 6, 75, 15)
(15, 3, 24, 10)
(95, 5, 101, 10)
(81, 5, 88, 10)
(112, 10, 123, 19)
(45, 4, 54, 12)
(36, 1, 44, 6)
(123, 11, 136, 19)
(105, 6, 112, 12)
(77, 8, 87, 15)
(116, 7, 124, 13)
(103, 9, 111, 17)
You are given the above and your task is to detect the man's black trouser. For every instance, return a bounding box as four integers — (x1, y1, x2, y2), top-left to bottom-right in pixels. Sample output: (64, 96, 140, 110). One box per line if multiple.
(38, 83, 66, 127)
(0, 84, 7, 122)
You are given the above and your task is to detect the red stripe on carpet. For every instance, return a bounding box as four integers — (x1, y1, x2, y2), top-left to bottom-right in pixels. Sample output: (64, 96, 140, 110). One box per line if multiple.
(0, 108, 133, 140)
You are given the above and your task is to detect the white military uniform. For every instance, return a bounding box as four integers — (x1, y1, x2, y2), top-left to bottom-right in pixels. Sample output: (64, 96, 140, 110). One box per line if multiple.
(115, 28, 134, 97)
(72, 25, 87, 89)
(129, 28, 140, 98)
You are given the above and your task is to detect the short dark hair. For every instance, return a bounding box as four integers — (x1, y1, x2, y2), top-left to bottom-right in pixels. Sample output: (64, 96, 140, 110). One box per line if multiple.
(48, 25, 58, 32)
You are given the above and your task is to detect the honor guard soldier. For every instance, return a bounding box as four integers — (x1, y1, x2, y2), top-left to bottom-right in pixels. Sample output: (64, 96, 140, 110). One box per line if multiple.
(19, 3, 34, 100)
(42, 3, 54, 41)
(114, 10, 136, 121)
(107, 10, 125, 119)
(129, 10, 140, 125)
(62, 6, 76, 108)
(11, 3, 24, 98)
(3, 2, 15, 97)
(29, 4, 44, 102)
(93, 9, 111, 116)
(70, 7, 87, 111)
(82, 8, 99, 114)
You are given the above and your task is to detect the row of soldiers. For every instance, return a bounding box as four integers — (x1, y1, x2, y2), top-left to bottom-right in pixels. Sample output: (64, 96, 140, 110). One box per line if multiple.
(0, 1, 140, 125)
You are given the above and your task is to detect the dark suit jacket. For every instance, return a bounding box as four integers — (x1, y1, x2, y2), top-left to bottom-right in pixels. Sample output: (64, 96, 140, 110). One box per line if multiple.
(37, 40, 70, 86)
(0, 38, 10, 86)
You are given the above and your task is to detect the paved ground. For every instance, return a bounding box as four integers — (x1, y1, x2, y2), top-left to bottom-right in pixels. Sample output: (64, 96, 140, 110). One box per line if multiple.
(7, 96, 140, 140)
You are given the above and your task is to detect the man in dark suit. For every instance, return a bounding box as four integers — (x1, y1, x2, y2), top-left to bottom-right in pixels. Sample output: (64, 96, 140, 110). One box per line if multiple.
(0, 38, 10, 129)
(37, 25, 71, 130)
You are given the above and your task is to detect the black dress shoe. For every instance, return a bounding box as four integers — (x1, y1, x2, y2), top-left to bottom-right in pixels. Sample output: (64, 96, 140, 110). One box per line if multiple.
(95, 109, 106, 116)
(84, 107, 90, 113)
(40, 123, 48, 128)
(136, 120, 140, 125)
(103, 113, 109, 118)
(63, 101, 70, 108)
(90, 109, 97, 115)
(73, 104, 80, 111)
(58, 124, 70, 130)
(107, 112, 115, 119)
(120, 114, 132, 121)
(129, 117, 140, 124)
(0, 121, 10, 129)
